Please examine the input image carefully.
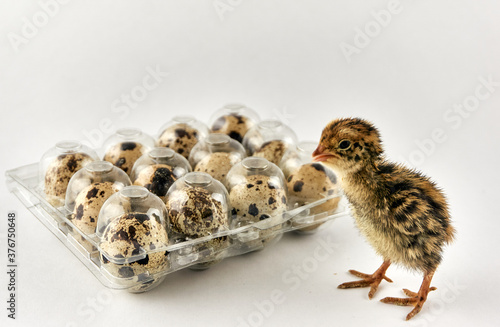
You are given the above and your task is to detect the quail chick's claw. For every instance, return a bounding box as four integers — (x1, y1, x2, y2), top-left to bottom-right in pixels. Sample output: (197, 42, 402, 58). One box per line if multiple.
(338, 260, 392, 299)
(380, 272, 437, 320)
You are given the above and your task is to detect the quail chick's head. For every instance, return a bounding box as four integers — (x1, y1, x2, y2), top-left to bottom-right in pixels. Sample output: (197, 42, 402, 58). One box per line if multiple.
(313, 118, 383, 175)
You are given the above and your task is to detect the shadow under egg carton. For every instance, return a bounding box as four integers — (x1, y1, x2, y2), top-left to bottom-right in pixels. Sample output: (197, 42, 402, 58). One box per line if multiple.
(5, 162, 349, 292)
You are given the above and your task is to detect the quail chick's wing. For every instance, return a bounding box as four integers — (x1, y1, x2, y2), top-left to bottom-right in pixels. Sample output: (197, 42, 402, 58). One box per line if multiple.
(378, 162, 453, 239)
(375, 161, 455, 272)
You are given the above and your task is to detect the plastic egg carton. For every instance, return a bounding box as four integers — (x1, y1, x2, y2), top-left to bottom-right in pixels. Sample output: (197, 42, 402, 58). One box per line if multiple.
(5, 106, 349, 292)
(6, 162, 348, 291)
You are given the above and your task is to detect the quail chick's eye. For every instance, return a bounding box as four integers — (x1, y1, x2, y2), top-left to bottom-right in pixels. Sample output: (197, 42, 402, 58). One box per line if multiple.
(339, 140, 351, 150)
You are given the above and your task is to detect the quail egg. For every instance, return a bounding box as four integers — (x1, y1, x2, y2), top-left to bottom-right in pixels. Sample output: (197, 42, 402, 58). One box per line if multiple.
(104, 142, 145, 175)
(133, 164, 177, 202)
(167, 187, 227, 236)
(229, 174, 287, 248)
(286, 163, 340, 231)
(72, 182, 121, 249)
(166, 184, 229, 268)
(211, 114, 255, 143)
(44, 153, 94, 206)
(99, 212, 169, 293)
(158, 124, 200, 159)
(253, 140, 289, 165)
(194, 152, 241, 184)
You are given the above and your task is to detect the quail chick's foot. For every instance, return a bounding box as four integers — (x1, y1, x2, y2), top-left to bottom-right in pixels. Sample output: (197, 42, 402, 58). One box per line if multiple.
(380, 271, 436, 320)
(338, 260, 392, 299)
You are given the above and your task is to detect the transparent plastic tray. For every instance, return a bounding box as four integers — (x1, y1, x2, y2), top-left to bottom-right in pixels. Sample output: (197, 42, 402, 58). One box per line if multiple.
(5, 162, 348, 291)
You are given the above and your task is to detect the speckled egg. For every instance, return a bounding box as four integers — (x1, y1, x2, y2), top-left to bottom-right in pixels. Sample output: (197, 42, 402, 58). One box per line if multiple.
(166, 187, 228, 237)
(166, 187, 229, 268)
(103, 142, 145, 175)
(99, 212, 169, 292)
(287, 163, 340, 231)
(211, 114, 255, 143)
(44, 153, 94, 206)
(71, 182, 120, 251)
(133, 164, 177, 202)
(189, 236, 229, 270)
(73, 182, 120, 234)
(253, 140, 289, 165)
(194, 152, 240, 184)
(229, 175, 287, 247)
(157, 124, 200, 158)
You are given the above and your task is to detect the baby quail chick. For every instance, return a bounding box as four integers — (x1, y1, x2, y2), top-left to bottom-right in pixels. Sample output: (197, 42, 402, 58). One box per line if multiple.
(312, 118, 455, 320)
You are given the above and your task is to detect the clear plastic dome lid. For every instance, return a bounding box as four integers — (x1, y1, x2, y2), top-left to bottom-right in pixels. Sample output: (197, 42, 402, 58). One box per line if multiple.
(188, 134, 247, 184)
(97, 186, 170, 290)
(226, 157, 288, 221)
(65, 161, 132, 213)
(279, 141, 341, 228)
(226, 157, 288, 248)
(242, 119, 298, 165)
(102, 128, 156, 176)
(226, 157, 286, 189)
(40, 141, 99, 207)
(280, 141, 321, 177)
(96, 185, 169, 240)
(209, 103, 260, 143)
(165, 172, 230, 238)
(130, 147, 192, 202)
(156, 116, 209, 159)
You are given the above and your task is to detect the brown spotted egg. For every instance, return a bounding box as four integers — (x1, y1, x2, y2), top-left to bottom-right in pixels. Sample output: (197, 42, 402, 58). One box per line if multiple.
(73, 182, 120, 233)
(103, 142, 145, 175)
(253, 140, 289, 165)
(99, 212, 169, 292)
(133, 164, 177, 202)
(211, 114, 255, 143)
(166, 186, 229, 268)
(194, 152, 240, 184)
(166, 187, 227, 237)
(229, 175, 287, 246)
(287, 163, 340, 231)
(158, 124, 200, 159)
(44, 153, 94, 206)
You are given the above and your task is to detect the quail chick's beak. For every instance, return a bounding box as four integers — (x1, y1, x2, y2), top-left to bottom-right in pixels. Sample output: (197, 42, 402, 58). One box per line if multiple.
(312, 144, 337, 162)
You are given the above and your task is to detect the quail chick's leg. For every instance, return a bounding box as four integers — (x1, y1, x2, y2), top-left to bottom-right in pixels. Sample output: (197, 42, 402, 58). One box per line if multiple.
(338, 260, 392, 299)
(380, 271, 436, 320)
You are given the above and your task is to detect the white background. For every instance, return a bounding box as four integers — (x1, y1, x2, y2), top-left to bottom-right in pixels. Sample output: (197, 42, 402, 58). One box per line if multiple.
(1, 1, 499, 326)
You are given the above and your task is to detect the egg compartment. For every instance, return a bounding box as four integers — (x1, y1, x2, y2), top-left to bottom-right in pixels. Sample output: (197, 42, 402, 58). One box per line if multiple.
(39, 141, 100, 208)
(6, 162, 348, 292)
(64, 161, 132, 251)
(165, 172, 231, 270)
(280, 141, 342, 233)
(209, 103, 260, 143)
(95, 186, 171, 292)
(156, 116, 209, 159)
(101, 128, 156, 176)
(225, 157, 290, 250)
(242, 119, 298, 165)
(188, 133, 247, 184)
(65, 161, 132, 211)
(130, 147, 192, 203)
